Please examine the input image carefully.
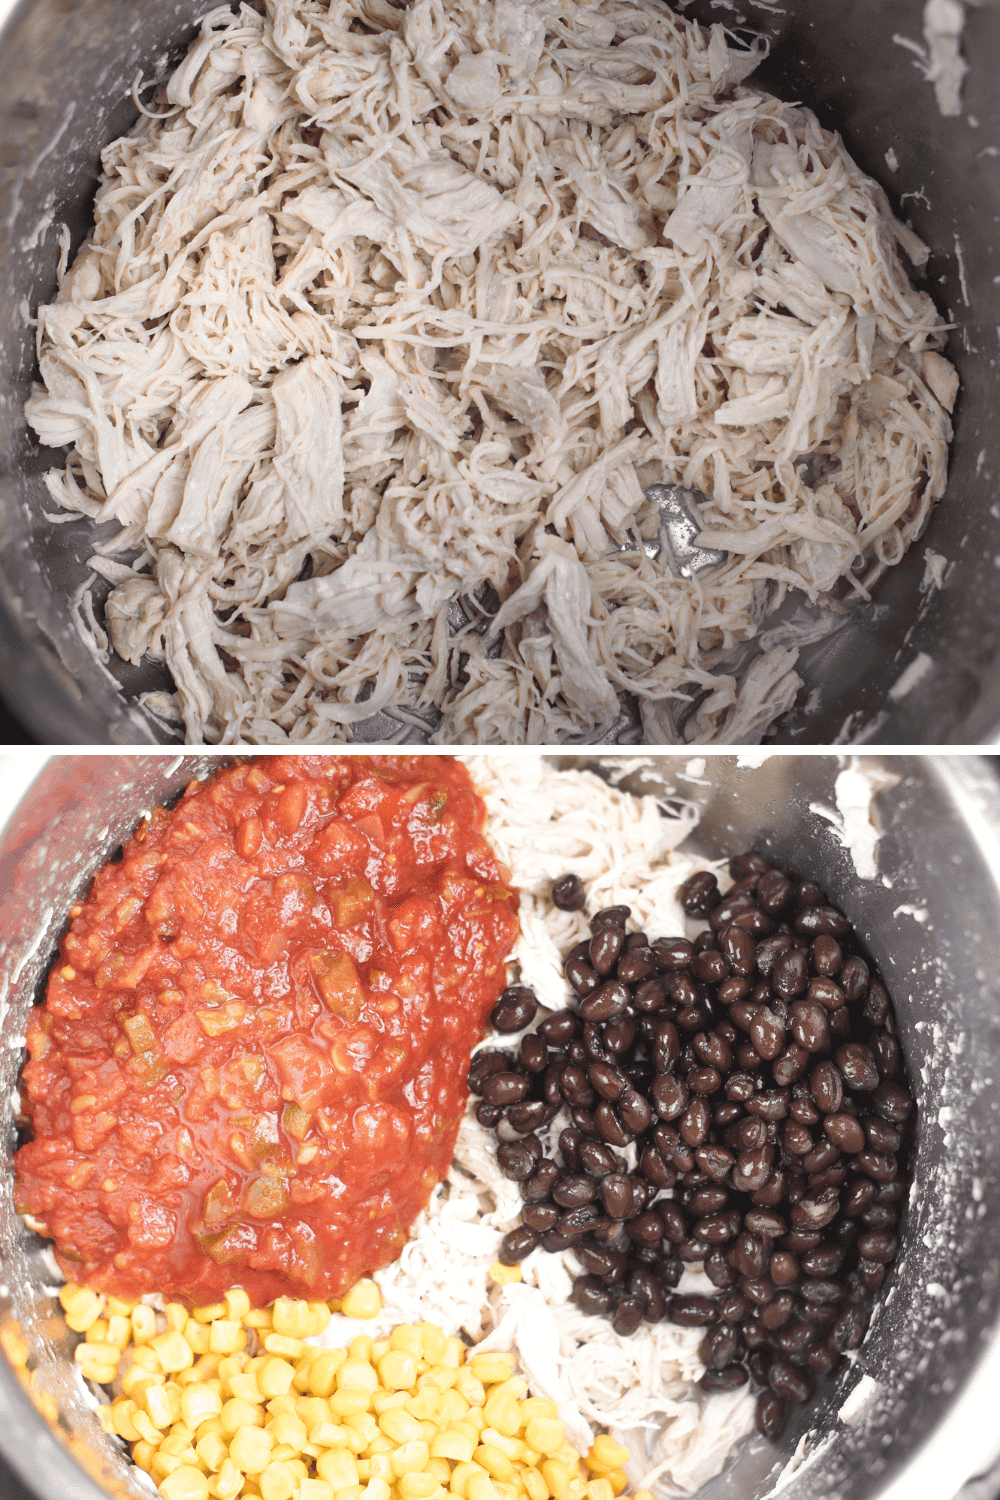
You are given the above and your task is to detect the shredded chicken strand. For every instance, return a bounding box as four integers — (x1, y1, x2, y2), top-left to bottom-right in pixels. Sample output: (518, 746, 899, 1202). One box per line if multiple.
(27, 0, 955, 743)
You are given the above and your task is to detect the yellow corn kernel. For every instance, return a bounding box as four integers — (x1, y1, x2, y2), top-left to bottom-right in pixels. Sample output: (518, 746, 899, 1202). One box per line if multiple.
(308, 1303, 333, 1337)
(422, 1367, 458, 1395)
(151, 1332, 195, 1375)
(366, 1453, 396, 1484)
(521, 1468, 547, 1500)
(229, 1423, 274, 1474)
(196, 1430, 228, 1472)
(400, 1475, 438, 1500)
(145, 1383, 182, 1430)
(150, 1453, 187, 1481)
(379, 1349, 418, 1391)
(306, 1419, 350, 1448)
(603, 1472, 626, 1496)
(159, 1465, 210, 1500)
(165, 1303, 188, 1334)
(524, 1420, 564, 1457)
(418, 1324, 448, 1364)
(455, 1370, 486, 1406)
(480, 1431, 524, 1461)
(181, 1383, 223, 1429)
(439, 1390, 471, 1424)
(428, 1459, 452, 1485)
(467, 1475, 500, 1500)
(307, 1350, 346, 1398)
(86, 1318, 110, 1345)
(337, 1357, 379, 1393)
(349, 1336, 375, 1362)
(541, 1463, 572, 1500)
(388, 1325, 424, 1358)
(373, 1390, 411, 1415)
(345, 1411, 380, 1445)
(259, 1460, 299, 1500)
(265, 1395, 297, 1419)
(64, 1297, 106, 1334)
(484, 1397, 522, 1439)
(192, 1303, 227, 1325)
(468, 1354, 515, 1386)
(160, 1430, 198, 1458)
(329, 1389, 372, 1418)
(390, 1441, 431, 1478)
(340, 1281, 382, 1320)
(586, 1483, 614, 1500)
(130, 1409, 161, 1446)
(488, 1264, 523, 1287)
(228, 1373, 265, 1403)
(221, 1397, 265, 1436)
(219, 1289, 249, 1320)
(129, 1304, 157, 1345)
(299, 1483, 334, 1500)
(109, 1397, 141, 1441)
(208, 1321, 246, 1356)
(183, 1321, 212, 1356)
(244, 1309, 273, 1329)
(268, 1299, 309, 1339)
(263, 1334, 305, 1359)
(442, 1339, 464, 1370)
(294, 1397, 328, 1430)
(476, 1445, 514, 1482)
(315, 1448, 360, 1489)
(267, 1413, 307, 1452)
(361, 1481, 391, 1500)
(209, 1458, 244, 1500)
(631, 1491, 652, 1500)
(379, 1408, 424, 1444)
(587, 1440, 629, 1472)
(131, 1440, 157, 1473)
(520, 1400, 558, 1425)
(257, 1358, 295, 1399)
(432, 1428, 477, 1463)
(102, 1314, 131, 1350)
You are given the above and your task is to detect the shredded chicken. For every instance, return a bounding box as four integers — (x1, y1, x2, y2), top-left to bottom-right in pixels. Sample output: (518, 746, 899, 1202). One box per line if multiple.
(26, 0, 956, 744)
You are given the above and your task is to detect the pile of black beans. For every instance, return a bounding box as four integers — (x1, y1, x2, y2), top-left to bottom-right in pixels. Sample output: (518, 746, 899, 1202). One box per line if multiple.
(469, 857, 915, 1440)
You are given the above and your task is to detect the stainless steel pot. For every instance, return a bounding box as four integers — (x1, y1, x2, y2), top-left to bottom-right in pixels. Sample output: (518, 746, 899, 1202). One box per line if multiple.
(0, 2, 999, 744)
(0, 752, 998, 1499)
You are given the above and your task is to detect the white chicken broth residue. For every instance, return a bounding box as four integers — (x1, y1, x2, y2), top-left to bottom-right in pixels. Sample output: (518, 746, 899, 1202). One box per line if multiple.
(26, 0, 957, 744)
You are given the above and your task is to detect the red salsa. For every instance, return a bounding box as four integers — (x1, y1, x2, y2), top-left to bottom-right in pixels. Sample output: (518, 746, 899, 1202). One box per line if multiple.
(14, 755, 519, 1305)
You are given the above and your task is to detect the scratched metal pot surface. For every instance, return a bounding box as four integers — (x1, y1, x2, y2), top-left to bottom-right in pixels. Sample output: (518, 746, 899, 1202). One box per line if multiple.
(0, 753, 998, 1500)
(0, 2, 999, 744)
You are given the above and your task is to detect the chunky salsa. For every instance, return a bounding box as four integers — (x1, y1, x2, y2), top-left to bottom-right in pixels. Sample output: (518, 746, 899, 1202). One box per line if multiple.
(14, 755, 519, 1305)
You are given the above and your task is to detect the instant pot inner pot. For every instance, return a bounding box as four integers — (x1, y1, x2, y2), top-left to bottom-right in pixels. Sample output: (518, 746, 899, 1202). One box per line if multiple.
(1, 1, 999, 745)
(0, 754, 998, 1500)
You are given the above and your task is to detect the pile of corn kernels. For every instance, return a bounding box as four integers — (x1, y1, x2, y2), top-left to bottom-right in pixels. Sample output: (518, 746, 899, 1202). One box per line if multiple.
(58, 1275, 648, 1500)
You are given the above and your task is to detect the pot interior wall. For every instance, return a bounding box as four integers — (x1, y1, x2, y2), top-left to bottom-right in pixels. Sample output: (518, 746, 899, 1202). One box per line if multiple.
(0, 1, 998, 743)
(0, 754, 998, 1500)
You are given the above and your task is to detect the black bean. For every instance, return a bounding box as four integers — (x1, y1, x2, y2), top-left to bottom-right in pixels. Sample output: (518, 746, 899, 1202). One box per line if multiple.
(633, 978, 667, 1013)
(680, 871, 720, 916)
(862, 977, 891, 1024)
(654, 938, 695, 971)
(552, 1174, 599, 1209)
(838, 955, 870, 1003)
(611, 1296, 645, 1336)
(617, 948, 657, 984)
(496, 1142, 537, 1180)
(580, 980, 630, 1023)
(573, 1139, 613, 1178)
(700, 1366, 748, 1392)
(871, 1082, 914, 1122)
(789, 1000, 830, 1053)
(468, 1050, 513, 1093)
(870, 1030, 902, 1080)
(808, 1345, 841, 1378)
(508, 1100, 547, 1133)
(695, 1144, 735, 1182)
(801, 1139, 840, 1173)
(769, 1360, 812, 1403)
(770, 1251, 799, 1286)
(810, 1061, 843, 1114)
(541, 1009, 578, 1045)
(801, 1244, 845, 1277)
(564, 958, 599, 997)
(750, 1008, 786, 1062)
(523, 1202, 559, 1231)
(694, 1030, 733, 1072)
(857, 1258, 886, 1289)
(864, 1118, 902, 1153)
(830, 1305, 869, 1351)
(491, 986, 538, 1034)
(700, 1323, 742, 1369)
(570, 1108, 599, 1139)
(808, 977, 845, 1011)
(482, 1071, 529, 1106)
(836, 1043, 879, 1091)
(558, 1204, 602, 1235)
(773, 949, 809, 998)
(823, 1112, 865, 1153)
(572, 1275, 612, 1314)
(585, 1062, 625, 1102)
(668, 1295, 719, 1327)
(730, 1231, 768, 1279)
(794, 906, 849, 937)
(679, 1096, 711, 1147)
(746, 1089, 790, 1121)
(756, 1390, 785, 1438)
(498, 1227, 540, 1264)
(719, 924, 755, 977)
(694, 1209, 741, 1243)
(519, 1034, 549, 1073)
(709, 894, 758, 932)
(559, 1066, 594, 1109)
(552, 873, 586, 911)
(604, 1016, 637, 1055)
(758, 870, 794, 914)
(594, 1103, 634, 1148)
(747, 1348, 772, 1384)
(476, 1102, 503, 1127)
(811, 935, 843, 975)
(687, 1065, 723, 1096)
(790, 1189, 841, 1230)
(639, 1145, 676, 1188)
(591, 905, 631, 931)
(652, 1021, 681, 1075)
(725, 1071, 756, 1103)
(619, 1088, 652, 1134)
(522, 1160, 561, 1202)
(599, 1173, 635, 1219)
